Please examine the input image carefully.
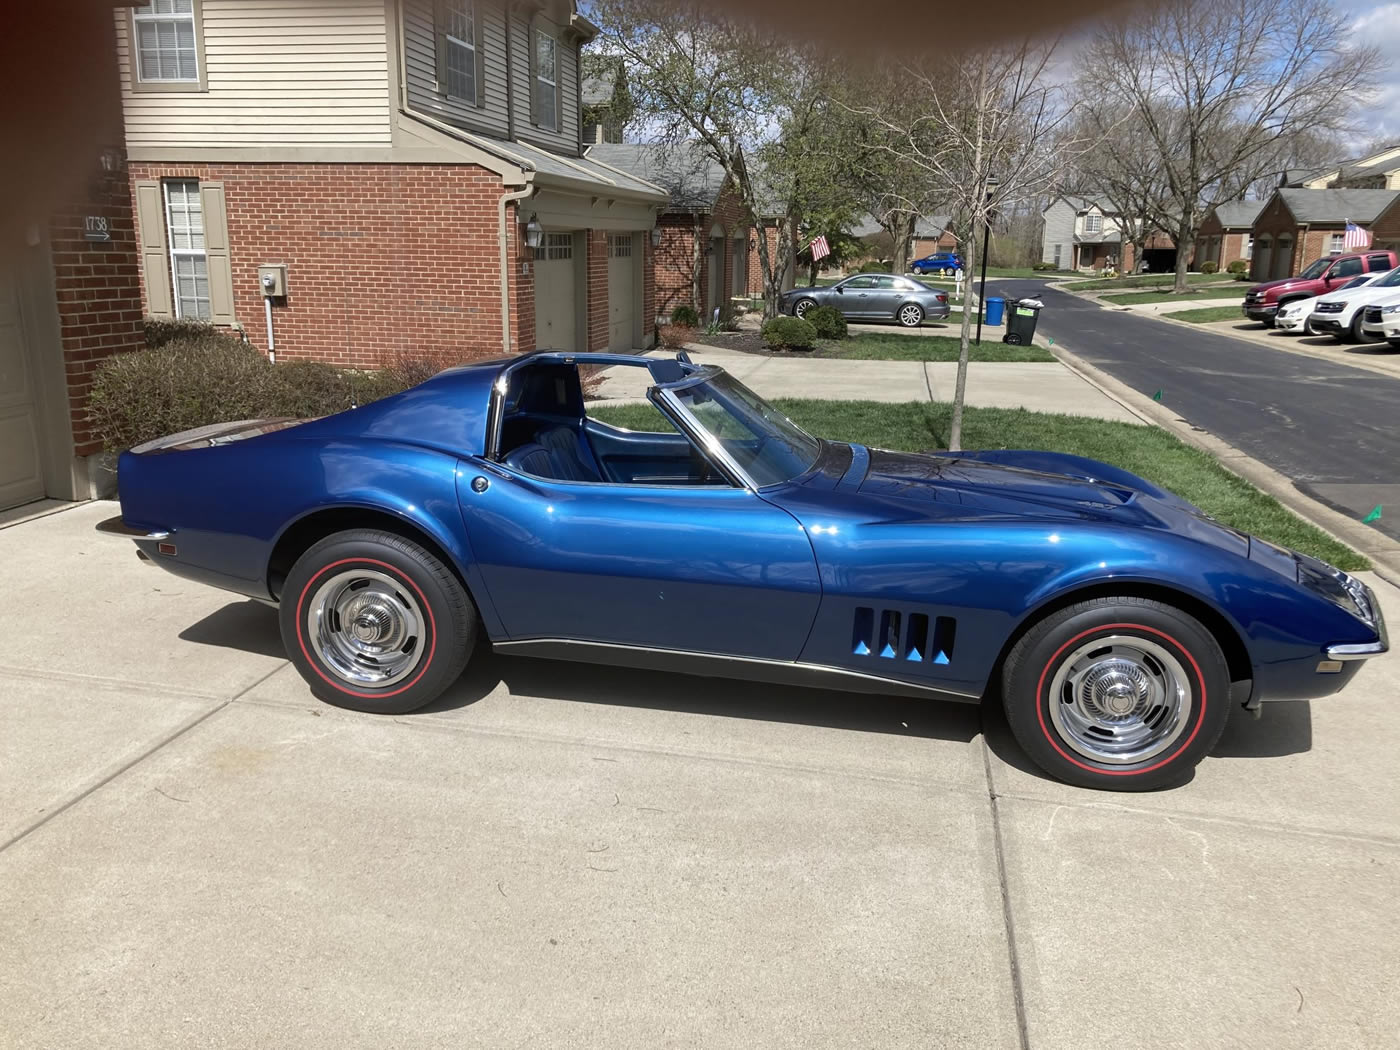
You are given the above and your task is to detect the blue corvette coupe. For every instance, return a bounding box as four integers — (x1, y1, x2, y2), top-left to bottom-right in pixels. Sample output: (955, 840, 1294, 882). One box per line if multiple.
(101, 351, 1387, 790)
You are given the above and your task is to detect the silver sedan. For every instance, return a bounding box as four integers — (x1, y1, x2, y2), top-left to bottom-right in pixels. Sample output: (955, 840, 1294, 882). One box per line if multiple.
(780, 273, 951, 327)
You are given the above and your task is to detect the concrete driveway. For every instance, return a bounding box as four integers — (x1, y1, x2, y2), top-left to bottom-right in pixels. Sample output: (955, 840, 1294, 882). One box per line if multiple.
(3, 501, 1399, 1048)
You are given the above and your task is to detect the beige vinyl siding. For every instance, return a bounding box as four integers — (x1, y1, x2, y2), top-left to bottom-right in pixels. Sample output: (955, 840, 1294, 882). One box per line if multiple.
(508, 8, 578, 155)
(402, 0, 509, 137)
(116, 0, 391, 148)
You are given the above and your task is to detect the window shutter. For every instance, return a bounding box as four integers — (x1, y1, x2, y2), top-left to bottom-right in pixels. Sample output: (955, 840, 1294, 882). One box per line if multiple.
(199, 182, 237, 326)
(134, 180, 173, 319)
(528, 15, 540, 126)
(433, 0, 448, 94)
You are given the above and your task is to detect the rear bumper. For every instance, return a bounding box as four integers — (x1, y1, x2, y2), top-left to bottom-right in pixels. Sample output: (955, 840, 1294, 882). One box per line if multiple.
(95, 515, 167, 540)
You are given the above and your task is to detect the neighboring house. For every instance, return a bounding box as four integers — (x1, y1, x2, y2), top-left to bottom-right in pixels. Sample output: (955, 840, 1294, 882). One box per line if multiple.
(1247, 188, 1400, 281)
(2, 3, 145, 513)
(907, 216, 958, 259)
(1298, 145, 1400, 191)
(580, 58, 625, 145)
(1194, 200, 1265, 271)
(118, 0, 669, 363)
(585, 142, 795, 320)
(1040, 194, 1175, 273)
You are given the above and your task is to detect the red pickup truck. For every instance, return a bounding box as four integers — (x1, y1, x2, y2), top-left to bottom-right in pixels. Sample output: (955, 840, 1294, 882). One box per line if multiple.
(1243, 249, 1400, 325)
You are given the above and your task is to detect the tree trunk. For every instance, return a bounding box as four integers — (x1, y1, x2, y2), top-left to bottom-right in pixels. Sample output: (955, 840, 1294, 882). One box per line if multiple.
(949, 211, 978, 452)
(1172, 212, 1194, 293)
(890, 211, 916, 275)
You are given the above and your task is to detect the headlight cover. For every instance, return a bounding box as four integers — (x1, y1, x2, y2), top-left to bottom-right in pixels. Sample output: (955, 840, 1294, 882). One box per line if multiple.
(1296, 552, 1378, 626)
(1384, 304, 1400, 315)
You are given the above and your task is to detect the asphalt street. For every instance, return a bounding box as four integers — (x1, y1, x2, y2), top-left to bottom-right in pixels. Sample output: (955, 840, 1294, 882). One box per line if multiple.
(990, 277, 1400, 544)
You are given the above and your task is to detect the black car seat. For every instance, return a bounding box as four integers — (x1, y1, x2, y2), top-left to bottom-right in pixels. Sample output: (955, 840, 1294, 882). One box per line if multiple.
(503, 426, 601, 482)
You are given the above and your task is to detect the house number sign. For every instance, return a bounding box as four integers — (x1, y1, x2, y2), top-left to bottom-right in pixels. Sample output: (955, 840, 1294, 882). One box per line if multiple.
(84, 216, 111, 243)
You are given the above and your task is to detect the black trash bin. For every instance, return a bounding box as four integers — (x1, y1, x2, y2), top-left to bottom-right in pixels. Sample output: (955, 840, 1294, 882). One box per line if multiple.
(1003, 298, 1042, 345)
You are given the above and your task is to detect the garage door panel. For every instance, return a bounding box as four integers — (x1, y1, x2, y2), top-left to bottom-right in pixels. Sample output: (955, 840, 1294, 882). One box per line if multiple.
(0, 282, 44, 510)
(608, 233, 636, 352)
(534, 232, 577, 352)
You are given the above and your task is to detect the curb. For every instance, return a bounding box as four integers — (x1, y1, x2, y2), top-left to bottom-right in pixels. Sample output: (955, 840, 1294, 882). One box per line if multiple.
(1047, 338, 1400, 586)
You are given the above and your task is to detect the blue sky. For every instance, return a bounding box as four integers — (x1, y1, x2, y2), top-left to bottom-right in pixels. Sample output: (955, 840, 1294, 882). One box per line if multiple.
(1345, 2, 1400, 139)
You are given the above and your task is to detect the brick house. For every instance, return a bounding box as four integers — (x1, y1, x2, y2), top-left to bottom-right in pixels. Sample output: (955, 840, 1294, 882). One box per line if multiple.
(1040, 194, 1175, 273)
(1194, 200, 1264, 272)
(907, 216, 958, 260)
(118, 0, 669, 366)
(2, 1, 145, 513)
(586, 142, 795, 322)
(1247, 188, 1400, 281)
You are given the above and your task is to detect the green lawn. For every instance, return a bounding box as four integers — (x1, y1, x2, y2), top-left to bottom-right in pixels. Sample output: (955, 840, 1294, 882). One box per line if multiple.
(1163, 306, 1247, 324)
(588, 398, 1365, 570)
(1100, 287, 1245, 306)
(1071, 273, 1240, 292)
(818, 332, 1053, 362)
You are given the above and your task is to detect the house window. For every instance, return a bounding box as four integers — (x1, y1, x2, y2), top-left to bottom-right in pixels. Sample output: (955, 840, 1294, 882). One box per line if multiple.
(162, 180, 210, 320)
(442, 1, 476, 104)
(536, 31, 558, 131)
(545, 233, 573, 260)
(1329, 233, 1345, 255)
(609, 235, 632, 258)
(1053, 243, 1062, 267)
(132, 0, 200, 84)
(1245, 236, 1253, 260)
(1085, 214, 1103, 234)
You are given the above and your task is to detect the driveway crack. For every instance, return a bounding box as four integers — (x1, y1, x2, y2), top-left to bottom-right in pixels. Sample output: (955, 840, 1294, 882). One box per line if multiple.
(982, 736, 1032, 1050)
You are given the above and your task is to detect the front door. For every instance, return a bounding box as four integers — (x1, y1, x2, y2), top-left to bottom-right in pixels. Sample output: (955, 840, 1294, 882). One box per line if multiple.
(457, 465, 821, 659)
(0, 269, 45, 511)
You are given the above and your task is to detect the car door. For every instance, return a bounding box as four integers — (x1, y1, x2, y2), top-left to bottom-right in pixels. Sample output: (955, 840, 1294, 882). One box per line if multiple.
(456, 439, 821, 660)
(835, 275, 878, 318)
(869, 276, 906, 318)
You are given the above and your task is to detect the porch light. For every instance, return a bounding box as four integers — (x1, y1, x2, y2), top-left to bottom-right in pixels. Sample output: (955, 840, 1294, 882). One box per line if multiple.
(650, 226, 663, 248)
(523, 216, 545, 251)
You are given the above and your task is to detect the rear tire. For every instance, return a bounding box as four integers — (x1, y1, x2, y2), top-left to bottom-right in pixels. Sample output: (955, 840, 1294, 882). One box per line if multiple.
(897, 303, 924, 327)
(280, 529, 477, 715)
(1002, 596, 1231, 791)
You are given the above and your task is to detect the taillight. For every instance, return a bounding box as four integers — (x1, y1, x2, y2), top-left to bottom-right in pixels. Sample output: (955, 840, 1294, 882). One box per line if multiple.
(936, 293, 948, 302)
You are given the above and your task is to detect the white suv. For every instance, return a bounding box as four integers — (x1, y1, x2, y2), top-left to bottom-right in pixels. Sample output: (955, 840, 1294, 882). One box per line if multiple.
(1359, 292, 1400, 345)
(1277, 273, 1380, 333)
(1308, 264, 1400, 342)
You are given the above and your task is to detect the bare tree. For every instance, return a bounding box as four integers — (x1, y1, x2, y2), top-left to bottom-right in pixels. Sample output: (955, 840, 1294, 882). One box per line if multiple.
(842, 40, 1082, 450)
(1087, 0, 1381, 292)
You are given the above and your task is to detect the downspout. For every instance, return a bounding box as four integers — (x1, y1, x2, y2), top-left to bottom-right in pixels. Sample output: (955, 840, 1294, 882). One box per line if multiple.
(499, 183, 537, 355)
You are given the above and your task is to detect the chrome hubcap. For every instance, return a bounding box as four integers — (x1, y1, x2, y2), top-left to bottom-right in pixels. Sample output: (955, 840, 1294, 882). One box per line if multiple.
(795, 301, 810, 317)
(1048, 636, 1191, 765)
(900, 306, 921, 325)
(308, 569, 425, 688)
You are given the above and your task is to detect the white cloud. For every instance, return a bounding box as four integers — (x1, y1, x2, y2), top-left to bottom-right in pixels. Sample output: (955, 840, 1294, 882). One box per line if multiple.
(1346, 1, 1400, 138)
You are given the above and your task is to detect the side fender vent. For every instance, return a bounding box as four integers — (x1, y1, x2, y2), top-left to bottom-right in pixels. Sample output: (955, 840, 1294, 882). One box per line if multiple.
(852, 607, 956, 665)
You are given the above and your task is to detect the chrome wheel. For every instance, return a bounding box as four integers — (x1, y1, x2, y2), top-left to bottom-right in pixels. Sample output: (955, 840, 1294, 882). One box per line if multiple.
(307, 568, 426, 689)
(794, 299, 814, 319)
(898, 304, 923, 327)
(1047, 635, 1192, 765)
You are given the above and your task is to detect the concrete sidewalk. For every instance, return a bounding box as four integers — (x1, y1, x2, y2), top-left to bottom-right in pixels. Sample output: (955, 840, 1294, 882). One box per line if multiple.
(596, 344, 1143, 422)
(3, 501, 1399, 1048)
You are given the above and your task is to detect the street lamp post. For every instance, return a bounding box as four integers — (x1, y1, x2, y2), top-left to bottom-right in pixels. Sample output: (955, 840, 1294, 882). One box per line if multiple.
(974, 175, 1000, 346)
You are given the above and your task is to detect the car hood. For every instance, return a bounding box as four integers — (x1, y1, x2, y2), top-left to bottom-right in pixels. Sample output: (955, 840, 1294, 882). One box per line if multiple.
(815, 445, 1250, 557)
(1320, 285, 1400, 306)
(1248, 277, 1312, 297)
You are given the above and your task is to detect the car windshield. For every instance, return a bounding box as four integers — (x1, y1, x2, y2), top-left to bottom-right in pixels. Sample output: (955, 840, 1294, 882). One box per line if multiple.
(662, 370, 821, 487)
(1376, 266, 1400, 287)
(1298, 258, 1331, 279)
(1341, 275, 1373, 290)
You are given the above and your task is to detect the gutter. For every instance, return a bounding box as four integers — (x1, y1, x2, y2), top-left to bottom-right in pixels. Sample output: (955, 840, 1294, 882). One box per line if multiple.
(499, 184, 538, 356)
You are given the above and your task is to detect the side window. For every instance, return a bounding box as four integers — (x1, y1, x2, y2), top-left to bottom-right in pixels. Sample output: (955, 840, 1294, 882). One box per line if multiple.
(843, 276, 877, 289)
(130, 0, 206, 91)
(1368, 254, 1393, 272)
(1331, 257, 1363, 279)
(436, 0, 480, 106)
(876, 276, 900, 289)
(532, 26, 559, 131)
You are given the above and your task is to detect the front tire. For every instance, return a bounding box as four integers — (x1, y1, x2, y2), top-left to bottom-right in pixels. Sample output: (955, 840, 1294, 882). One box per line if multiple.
(897, 303, 924, 327)
(280, 529, 477, 714)
(1001, 596, 1230, 791)
(793, 298, 816, 319)
(1350, 313, 1379, 344)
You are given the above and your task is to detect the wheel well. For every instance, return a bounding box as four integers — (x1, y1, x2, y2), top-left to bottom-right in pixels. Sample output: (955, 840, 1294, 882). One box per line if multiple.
(265, 507, 470, 602)
(987, 581, 1253, 693)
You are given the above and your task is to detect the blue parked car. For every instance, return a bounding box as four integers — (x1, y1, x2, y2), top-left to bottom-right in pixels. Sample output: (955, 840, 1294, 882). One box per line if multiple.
(910, 251, 963, 276)
(101, 351, 1387, 790)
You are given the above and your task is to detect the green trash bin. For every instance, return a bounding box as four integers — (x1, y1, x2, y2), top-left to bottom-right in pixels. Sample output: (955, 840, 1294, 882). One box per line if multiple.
(1003, 298, 1042, 345)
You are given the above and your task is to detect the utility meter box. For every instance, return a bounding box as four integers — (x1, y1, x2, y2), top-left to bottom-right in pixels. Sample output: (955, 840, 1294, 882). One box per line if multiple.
(258, 264, 288, 298)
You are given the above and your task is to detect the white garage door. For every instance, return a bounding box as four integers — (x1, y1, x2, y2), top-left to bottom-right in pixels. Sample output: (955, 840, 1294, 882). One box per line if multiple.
(0, 272, 45, 511)
(607, 233, 637, 352)
(534, 232, 577, 351)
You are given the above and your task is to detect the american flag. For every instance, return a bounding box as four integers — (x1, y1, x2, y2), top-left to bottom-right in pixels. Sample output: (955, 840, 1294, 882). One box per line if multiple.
(1344, 220, 1372, 250)
(809, 234, 830, 262)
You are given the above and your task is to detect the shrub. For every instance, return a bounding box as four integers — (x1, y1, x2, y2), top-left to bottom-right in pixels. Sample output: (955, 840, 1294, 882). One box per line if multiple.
(658, 323, 696, 349)
(1032, 261, 1058, 271)
(1227, 260, 1248, 276)
(669, 304, 700, 327)
(761, 315, 818, 350)
(143, 315, 246, 351)
(806, 304, 848, 340)
(1200, 260, 1219, 274)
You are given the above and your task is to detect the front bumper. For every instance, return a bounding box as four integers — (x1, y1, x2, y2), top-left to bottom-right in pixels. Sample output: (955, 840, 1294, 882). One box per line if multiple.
(1327, 579, 1389, 660)
(1244, 303, 1277, 321)
(1361, 318, 1400, 339)
(1310, 316, 1345, 334)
